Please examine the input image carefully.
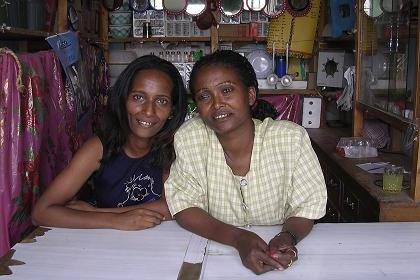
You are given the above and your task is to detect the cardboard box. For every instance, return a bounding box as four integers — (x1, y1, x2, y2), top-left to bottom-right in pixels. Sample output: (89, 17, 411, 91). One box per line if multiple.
(317, 51, 354, 88)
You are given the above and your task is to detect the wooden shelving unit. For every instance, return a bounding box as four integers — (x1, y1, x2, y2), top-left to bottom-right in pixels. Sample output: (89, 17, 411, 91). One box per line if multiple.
(108, 36, 210, 43)
(354, 0, 420, 203)
(218, 36, 267, 43)
(0, 25, 52, 40)
(259, 89, 319, 95)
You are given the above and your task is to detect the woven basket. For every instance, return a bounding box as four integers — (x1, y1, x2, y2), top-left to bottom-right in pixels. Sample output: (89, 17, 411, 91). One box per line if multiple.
(267, 0, 321, 58)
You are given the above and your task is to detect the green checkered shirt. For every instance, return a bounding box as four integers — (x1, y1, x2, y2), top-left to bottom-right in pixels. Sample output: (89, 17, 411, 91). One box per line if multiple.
(165, 117, 327, 226)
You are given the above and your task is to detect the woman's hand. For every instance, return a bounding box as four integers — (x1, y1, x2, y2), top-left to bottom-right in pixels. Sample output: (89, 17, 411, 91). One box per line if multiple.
(235, 230, 283, 275)
(268, 233, 298, 270)
(66, 200, 97, 212)
(111, 208, 164, 231)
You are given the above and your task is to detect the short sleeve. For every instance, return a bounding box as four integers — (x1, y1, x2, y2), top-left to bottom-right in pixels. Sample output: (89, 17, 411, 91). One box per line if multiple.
(284, 129, 327, 220)
(164, 122, 208, 216)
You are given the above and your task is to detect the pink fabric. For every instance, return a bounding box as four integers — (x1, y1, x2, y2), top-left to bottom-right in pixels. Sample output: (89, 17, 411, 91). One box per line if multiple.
(0, 47, 106, 256)
(0, 51, 75, 256)
(0, 51, 23, 256)
(261, 94, 302, 124)
(19, 51, 75, 197)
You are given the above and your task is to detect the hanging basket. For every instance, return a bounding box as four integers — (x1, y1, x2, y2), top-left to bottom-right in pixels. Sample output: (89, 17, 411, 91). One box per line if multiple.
(267, 0, 321, 58)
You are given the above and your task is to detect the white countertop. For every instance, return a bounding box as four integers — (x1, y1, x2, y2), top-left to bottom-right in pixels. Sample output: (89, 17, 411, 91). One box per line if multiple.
(2, 221, 420, 280)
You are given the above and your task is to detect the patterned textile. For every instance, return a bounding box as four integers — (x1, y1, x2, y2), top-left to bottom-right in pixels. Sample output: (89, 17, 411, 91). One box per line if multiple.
(18, 51, 75, 198)
(362, 120, 390, 149)
(261, 94, 302, 123)
(165, 117, 327, 226)
(0, 45, 108, 256)
(0, 49, 24, 256)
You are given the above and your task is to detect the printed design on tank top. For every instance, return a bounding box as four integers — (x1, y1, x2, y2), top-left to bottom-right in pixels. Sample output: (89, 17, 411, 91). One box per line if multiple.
(117, 173, 161, 207)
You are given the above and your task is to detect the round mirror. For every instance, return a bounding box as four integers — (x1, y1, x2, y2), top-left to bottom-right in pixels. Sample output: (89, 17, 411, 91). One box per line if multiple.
(380, 0, 404, 13)
(102, 0, 123, 11)
(246, 0, 266, 11)
(363, 0, 383, 17)
(243, 0, 250, 11)
(186, 0, 207, 16)
(286, 0, 310, 16)
(129, 0, 149, 12)
(219, 0, 243, 17)
(263, 0, 286, 18)
(288, 0, 308, 11)
(163, 0, 187, 14)
(150, 0, 164, 10)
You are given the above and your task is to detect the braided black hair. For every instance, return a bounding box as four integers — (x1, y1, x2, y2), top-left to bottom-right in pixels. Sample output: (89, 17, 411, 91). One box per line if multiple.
(189, 50, 278, 121)
(189, 50, 259, 97)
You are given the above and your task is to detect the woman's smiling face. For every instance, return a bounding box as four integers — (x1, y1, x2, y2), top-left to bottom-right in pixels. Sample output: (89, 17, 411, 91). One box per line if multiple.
(192, 65, 256, 136)
(125, 69, 173, 143)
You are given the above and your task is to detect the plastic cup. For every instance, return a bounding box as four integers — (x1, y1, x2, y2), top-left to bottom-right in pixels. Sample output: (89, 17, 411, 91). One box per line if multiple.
(383, 165, 404, 192)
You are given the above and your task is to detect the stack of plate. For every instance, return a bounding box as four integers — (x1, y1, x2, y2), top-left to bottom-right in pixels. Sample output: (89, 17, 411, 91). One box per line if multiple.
(246, 50, 273, 79)
(109, 11, 132, 38)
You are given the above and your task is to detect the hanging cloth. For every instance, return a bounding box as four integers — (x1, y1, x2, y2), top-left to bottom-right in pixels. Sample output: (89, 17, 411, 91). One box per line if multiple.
(0, 48, 24, 257)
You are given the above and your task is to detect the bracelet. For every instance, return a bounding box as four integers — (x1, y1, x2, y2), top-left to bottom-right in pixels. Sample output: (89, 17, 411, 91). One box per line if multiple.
(275, 229, 298, 246)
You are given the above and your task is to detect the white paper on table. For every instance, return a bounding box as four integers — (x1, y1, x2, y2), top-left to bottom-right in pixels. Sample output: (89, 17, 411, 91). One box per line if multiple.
(356, 162, 390, 173)
(356, 162, 408, 174)
(183, 233, 208, 264)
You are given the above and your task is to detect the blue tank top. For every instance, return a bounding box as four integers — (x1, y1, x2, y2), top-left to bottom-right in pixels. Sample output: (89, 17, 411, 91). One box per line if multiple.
(92, 150, 163, 208)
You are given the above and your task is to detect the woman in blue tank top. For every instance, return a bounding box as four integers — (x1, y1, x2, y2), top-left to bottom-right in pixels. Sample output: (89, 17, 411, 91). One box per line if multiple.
(32, 55, 187, 230)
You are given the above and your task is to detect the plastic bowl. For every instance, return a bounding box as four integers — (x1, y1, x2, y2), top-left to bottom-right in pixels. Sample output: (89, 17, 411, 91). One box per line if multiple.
(109, 25, 132, 38)
(109, 11, 132, 25)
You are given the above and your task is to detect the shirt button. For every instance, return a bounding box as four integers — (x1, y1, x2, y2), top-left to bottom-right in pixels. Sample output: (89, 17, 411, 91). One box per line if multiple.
(240, 178, 248, 187)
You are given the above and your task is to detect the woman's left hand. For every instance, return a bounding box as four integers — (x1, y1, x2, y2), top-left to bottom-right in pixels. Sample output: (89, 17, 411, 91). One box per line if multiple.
(268, 233, 298, 270)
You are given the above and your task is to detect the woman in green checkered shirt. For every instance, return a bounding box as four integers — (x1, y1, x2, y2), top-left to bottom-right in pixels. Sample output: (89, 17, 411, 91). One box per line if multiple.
(165, 50, 327, 275)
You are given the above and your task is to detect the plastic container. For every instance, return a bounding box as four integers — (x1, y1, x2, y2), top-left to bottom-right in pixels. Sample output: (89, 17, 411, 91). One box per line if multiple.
(275, 56, 286, 77)
(336, 137, 378, 158)
(27, 0, 45, 30)
(383, 165, 404, 192)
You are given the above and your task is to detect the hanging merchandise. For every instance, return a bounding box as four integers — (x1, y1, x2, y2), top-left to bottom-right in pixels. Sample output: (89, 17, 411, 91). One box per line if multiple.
(0, 49, 25, 257)
(267, 0, 321, 58)
(329, 0, 356, 38)
(337, 66, 355, 111)
(46, 31, 89, 121)
(46, 31, 80, 68)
